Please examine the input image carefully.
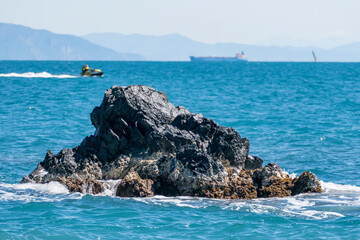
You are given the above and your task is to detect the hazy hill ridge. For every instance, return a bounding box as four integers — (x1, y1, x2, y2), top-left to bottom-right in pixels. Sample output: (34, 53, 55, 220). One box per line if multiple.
(0, 23, 144, 60)
(84, 32, 360, 62)
(1, 22, 360, 61)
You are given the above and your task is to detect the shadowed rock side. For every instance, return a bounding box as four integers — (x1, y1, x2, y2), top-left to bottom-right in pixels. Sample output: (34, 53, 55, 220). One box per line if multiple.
(21, 85, 322, 199)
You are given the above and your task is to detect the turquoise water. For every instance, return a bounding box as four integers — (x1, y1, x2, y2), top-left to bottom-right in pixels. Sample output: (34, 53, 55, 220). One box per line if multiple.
(0, 61, 359, 239)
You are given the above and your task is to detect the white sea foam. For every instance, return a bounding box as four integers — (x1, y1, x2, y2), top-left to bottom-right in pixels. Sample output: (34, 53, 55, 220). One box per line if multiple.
(1, 178, 359, 219)
(286, 198, 315, 209)
(245, 198, 346, 220)
(281, 169, 297, 179)
(97, 179, 122, 196)
(219, 181, 360, 220)
(128, 181, 360, 219)
(0, 72, 78, 78)
(1, 181, 69, 194)
(133, 195, 204, 208)
(321, 181, 360, 193)
(300, 210, 345, 219)
(0, 181, 80, 202)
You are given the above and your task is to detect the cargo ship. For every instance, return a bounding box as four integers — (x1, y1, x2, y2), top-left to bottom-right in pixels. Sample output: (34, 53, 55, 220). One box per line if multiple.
(190, 51, 248, 62)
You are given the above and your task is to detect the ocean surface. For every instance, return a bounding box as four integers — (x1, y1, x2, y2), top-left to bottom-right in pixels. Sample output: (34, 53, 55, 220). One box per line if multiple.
(0, 61, 359, 239)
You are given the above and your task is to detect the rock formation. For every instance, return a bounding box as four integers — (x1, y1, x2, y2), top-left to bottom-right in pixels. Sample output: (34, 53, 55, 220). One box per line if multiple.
(21, 85, 322, 198)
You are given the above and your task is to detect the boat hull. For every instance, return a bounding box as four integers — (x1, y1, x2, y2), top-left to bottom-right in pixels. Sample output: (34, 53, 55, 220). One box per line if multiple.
(190, 56, 248, 62)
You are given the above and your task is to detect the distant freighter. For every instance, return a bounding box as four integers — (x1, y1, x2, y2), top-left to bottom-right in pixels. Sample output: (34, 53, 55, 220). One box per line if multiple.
(190, 51, 248, 62)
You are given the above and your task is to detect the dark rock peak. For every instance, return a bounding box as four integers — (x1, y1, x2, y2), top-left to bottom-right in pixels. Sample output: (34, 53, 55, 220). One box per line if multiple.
(21, 85, 322, 199)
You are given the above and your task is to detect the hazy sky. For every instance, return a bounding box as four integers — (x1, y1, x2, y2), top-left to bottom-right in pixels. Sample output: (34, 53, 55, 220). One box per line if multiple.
(1, 0, 359, 48)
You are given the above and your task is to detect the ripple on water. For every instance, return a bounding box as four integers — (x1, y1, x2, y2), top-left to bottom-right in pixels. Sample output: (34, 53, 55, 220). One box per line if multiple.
(0, 62, 360, 239)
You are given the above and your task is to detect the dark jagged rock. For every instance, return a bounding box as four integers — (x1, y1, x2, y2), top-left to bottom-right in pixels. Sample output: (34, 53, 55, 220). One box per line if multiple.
(292, 171, 322, 196)
(244, 155, 263, 170)
(21, 85, 322, 198)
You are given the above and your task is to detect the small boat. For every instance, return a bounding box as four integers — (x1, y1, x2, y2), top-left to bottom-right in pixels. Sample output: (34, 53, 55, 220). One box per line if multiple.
(81, 69, 103, 77)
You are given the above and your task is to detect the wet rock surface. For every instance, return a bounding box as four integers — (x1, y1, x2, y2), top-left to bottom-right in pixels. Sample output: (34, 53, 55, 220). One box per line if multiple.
(21, 85, 322, 198)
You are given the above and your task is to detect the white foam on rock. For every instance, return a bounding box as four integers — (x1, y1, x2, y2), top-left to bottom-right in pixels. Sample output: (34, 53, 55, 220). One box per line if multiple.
(281, 169, 297, 179)
(97, 179, 122, 196)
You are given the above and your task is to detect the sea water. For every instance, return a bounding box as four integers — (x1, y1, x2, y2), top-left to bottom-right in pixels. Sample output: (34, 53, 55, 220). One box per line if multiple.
(0, 61, 359, 239)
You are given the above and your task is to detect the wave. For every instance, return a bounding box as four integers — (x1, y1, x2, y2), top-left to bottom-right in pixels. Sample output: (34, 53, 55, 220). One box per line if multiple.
(133, 194, 349, 220)
(1, 180, 359, 219)
(1, 181, 70, 194)
(321, 181, 360, 193)
(0, 181, 80, 202)
(131, 181, 360, 220)
(0, 72, 78, 78)
(2, 180, 360, 197)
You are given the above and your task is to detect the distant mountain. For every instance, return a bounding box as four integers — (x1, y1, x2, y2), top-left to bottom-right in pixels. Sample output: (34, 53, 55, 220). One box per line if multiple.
(0, 23, 144, 60)
(2, 22, 359, 62)
(84, 33, 208, 61)
(84, 32, 360, 62)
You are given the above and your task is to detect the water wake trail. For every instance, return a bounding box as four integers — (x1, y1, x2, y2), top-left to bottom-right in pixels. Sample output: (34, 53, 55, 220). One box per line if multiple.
(0, 72, 78, 78)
